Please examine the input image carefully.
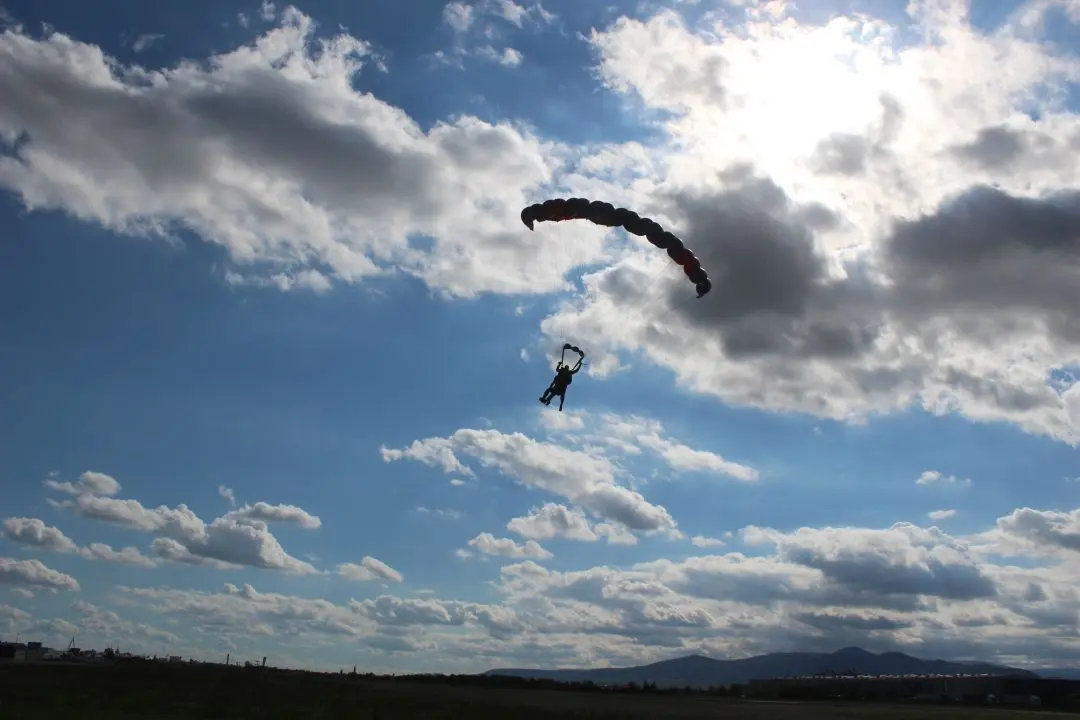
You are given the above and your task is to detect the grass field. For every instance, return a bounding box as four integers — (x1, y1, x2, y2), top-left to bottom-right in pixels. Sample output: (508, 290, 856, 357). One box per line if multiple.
(0, 662, 1068, 719)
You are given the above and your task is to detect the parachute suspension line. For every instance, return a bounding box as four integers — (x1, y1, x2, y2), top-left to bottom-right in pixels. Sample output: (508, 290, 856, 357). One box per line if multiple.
(522, 197, 713, 355)
(619, 256, 686, 334)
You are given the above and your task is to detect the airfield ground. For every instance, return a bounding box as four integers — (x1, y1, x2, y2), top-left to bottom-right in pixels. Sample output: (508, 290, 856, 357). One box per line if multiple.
(0, 662, 1071, 719)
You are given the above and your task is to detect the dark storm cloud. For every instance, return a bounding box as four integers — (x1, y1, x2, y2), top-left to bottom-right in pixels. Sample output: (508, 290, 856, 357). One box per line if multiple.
(652, 171, 885, 360)
(618, 167, 1080, 367)
(883, 185, 1080, 340)
(781, 544, 998, 602)
(951, 126, 1029, 170)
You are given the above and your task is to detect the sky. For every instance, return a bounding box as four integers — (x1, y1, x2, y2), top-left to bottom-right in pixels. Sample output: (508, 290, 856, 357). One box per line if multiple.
(3, 0, 1080, 675)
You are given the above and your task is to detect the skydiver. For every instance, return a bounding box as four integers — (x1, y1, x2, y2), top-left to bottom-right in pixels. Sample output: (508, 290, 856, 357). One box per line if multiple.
(539, 356, 582, 412)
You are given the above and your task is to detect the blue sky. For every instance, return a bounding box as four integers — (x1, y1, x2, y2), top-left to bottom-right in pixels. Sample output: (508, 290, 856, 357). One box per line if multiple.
(3, 0, 1080, 673)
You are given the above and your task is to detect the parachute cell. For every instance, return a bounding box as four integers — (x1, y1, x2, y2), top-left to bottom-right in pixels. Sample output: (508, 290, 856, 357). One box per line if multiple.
(520, 198, 711, 297)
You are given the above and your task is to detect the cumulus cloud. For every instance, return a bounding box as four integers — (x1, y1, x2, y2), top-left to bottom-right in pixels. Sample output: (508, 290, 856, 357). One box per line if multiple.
(338, 556, 404, 583)
(2, 517, 78, 554)
(544, 411, 758, 482)
(467, 533, 553, 560)
(7, 0, 1076, 445)
(507, 503, 637, 545)
(0, 6, 611, 301)
(42, 472, 318, 573)
(9, 0, 1080, 674)
(0, 557, 79, 591)
(43, 471, 121, 497)
(537, 1, 1080, 444)
(72, 600, 179, 645)
(382, 427, 679, 537)
(995, 507, 1080, 556)
(1, 517, 156, 567)
(928, 509, 958, 522)
(225, 502, 322, 529)
(9, 491, 1074, 670)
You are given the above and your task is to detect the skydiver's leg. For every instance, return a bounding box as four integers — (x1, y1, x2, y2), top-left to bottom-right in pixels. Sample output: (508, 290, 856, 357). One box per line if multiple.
(558, 392, 566, 412)
(541, 378, 561, 404)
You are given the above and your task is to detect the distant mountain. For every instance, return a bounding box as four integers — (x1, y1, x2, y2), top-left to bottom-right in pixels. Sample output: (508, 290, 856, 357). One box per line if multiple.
(1033, 668, 1080, 680)
(485, 646, 1037, 689)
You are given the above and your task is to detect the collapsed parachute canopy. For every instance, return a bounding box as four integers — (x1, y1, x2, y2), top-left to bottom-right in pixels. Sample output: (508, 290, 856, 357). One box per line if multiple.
(520, 198, 711, 298)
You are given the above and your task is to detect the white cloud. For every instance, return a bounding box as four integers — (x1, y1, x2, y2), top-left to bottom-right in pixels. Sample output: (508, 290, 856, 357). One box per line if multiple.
(226, 502, 322, 529)
(338, 556, 404, 583)
(415, 507, 463, 520)
(928, 509, 958, 522)
(79, 542, 157, 567)
(690, 535, 726, 548)
(12, 496, 1080, 669)
(381, 439, 476, 477)
(44, 471, 121, 497)
(442, 1, 474, 33)
(467, 533, 553, 560)
(42, 474, 318, 574)
(218, 485, 237, 507)
(0, 8, 613, 302)
(0, 557, 79, 591)
(9, 0, 1080, 674)
(993, 507, 1080, 558)
(2, 517, 156, 567)
(0, 0, 1079, 448)
(73, 599, 179, 645)
(476, 45, 523, 67)
(917, 470, 973, 487)
(542, 411, 758, 482)
(2, 517, 78, 554)
(507, 503, 637, 545)
(131, 33, 161, 53)
(537, 1, 1080, 445)
(383, 427, 679, 536)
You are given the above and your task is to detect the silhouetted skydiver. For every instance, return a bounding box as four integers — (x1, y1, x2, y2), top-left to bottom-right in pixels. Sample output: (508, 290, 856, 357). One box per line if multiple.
(539, 356, 582, 412)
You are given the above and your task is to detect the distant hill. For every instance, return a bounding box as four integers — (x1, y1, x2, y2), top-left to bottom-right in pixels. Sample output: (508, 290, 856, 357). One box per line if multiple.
(1033, 668, 1080, 680)
(485, 646, 1038, 689)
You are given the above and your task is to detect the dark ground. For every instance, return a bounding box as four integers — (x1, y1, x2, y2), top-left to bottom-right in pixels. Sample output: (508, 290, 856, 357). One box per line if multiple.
(0, 662, 1068, 719)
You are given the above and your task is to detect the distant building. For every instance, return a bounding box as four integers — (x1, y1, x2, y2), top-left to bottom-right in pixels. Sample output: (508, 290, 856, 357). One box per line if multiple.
(12, 642, 46, 662)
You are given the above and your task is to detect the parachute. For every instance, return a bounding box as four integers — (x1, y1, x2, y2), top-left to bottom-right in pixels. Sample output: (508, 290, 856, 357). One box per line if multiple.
(520, 198, 712, 298)
(561, 343, 585, 366)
